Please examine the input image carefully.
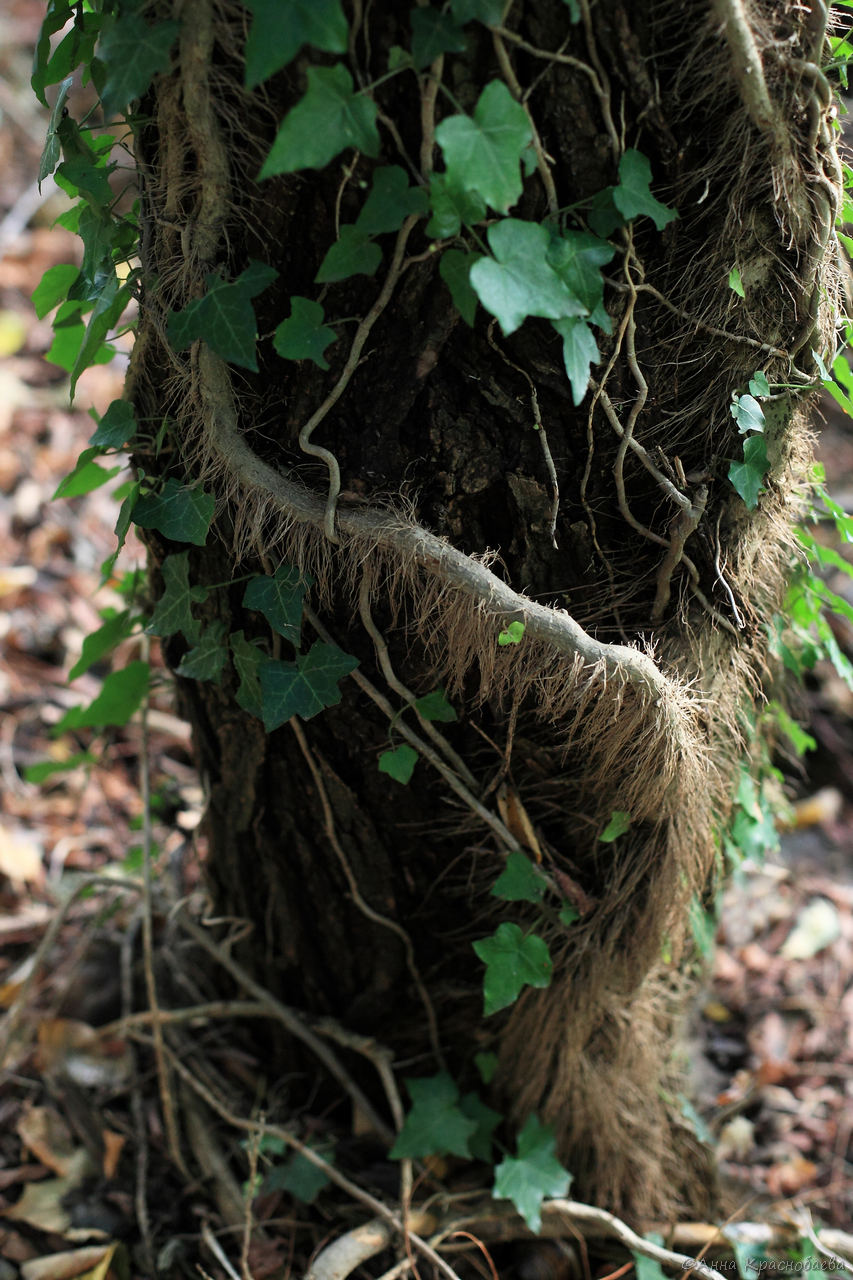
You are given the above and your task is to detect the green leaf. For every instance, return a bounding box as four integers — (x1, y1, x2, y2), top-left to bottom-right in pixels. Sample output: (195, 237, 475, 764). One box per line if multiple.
(38, 76, 72, 185)
(459, 1092, 502, 1161)
(53, 449, 121, 498)
(177, 620, 229, 682)
(547, 230, 614, 330)
(97, 11, 180, 118)
(69, 610, 136, 681)
(439, 249, 481, 326)
(33, 3, 76, 105)
(133, 478, 215, 545)
(748, 370, 770, 397)
(435, 80, 532, 214)
(812, 348, 830, 380)
(356, 166, 429, 234)
(413, 689, 456, 722)
(562, 0, 581, 18)
(230, 630, 266, 718)
(243, 0, 348, 88)
(587, 186, 624, 238)
(273, 297, 337, 370)
(730, 393, 765, 434)
(450, 0, 503, 24)
(474, 1051, 499, 1084)
(491, 851, 546, 903)
(612, 149, 677, 231)
(390, 1072, 477, 1159)
(24, 751, 95, 785)
(33, 263, 80, 318)
(470, 220, 586, 336)
(260, 65, 380, 178)
(259, 642, 358, 729)
(427, 174, 486, 239)
(728, 266, 745, 297)
(472, 922, 553, 1016)
(89, 400, 137, 450)
(559, 903, 579, 926)
(167, 260, 277, 371)
(551, 317, 600, 406)
(492, 1115, 572, 1233)
(728, 434, 768, 510)
(632, 1240, 667, 1280)
(57, 660, 150, 731)
(315, 226, 383, 283)
(410, 8, 468, 69)
(262, 1147, 334, 1204)
(498, 620, 525, 645)
(70, 277, 133, 397)
(243, 565, 307, 644)
(146, 552, 208, 642)
(600, 809, 631, 842)
(379, 744, 418, 784)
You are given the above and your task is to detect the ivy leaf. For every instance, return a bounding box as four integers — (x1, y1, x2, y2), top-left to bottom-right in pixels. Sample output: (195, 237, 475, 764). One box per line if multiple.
(439, 249, 481, 327)
(493, 1116, 572, 1233)
(491, 851, 546, 904)
(89, 400, 137, 450)
(57, 661, 150, 732)
(273, 297, 337, 370)
(379, 744, 418, 784)
(243, 565, 307, 644)
(450, 0, 503, 23)
(551, 317, 600, 406)
(146, 552, 208, 642)
(748, 370, 770, 398)
(435, 80, 532, 214)
(262, 1146, 334, 1203)
(167, 260, 277, 371)
(612, 149, 677, 231)
(230, 630, 266, 718)
(355, 166, 429, 235)
(427, 174, 486, 239)
(390, 1073, 477, 1159)
(53, 448, 121, 498)
(547, 230, 614, 330)
(177, 620, 229, 682)
(259, 642, 358, 729)
(413, 689, 456, 722)
(69, 611, 136, 681)
(474, 1051, 499, 1084)
(459, 1092, 502, 1162)
(410, 8, 468, 69)
(728, 434, 768, 510)
(498, 619, 525, 645)
(470, 220, 586, 336)
(133, 478, 215, 546)
(243, 0, 348, 89)
(472, 922, 553, 1016)
(38, 76, 72, 185)
(25, 751, 95, 785)
(559, 903, 579, 926)
(587, 186, 624, 238)
(315, 226, 383, 283)
(33, 263, 80, 318)
(260, 65, 380, 178)
(96, 10, 180, 118)
(600, 809, 631, 842)
(70, 277, 132, 397)
(730, 393, 765, 434)
(728, 266, 745, 297)
(562, 0, 581, 19)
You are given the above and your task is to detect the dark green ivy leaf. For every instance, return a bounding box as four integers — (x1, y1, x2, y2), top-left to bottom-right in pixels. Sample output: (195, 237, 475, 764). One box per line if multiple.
(547, 230, 614, 330)
(262, 1146, 334, 1204)
(230, 630, 266, 718)
(410, 8, 468, 69)
(474, 1051, 499, 1084)
(176, 620, 229, 682)
(53, 446, 121, 499)
(459, 1092, 502, 1162)
(260, 65, 380, 178)
(612, 149, 677, 231)
(243, 0, 348, 89)
(551, 317, 600, 406)
(450, 0, 503, 23)
(70, 277, 132, 397)
(167, 260, 277, 371)
(413, 689, 456, 722)
(728, 434, 768, 510)
(435, 80, 532, 215)
(315, 226, 383, 283)
(33, 3, 76, 105)
(133, 478, 215, 546)
(587, 186, 625, 238)
(390, 1073, 477, 1159)
(471, 220, 586, 335)
(57, 660, 150, 732)
(355, 166, 429, 235)
(378, 743, 418, 784)
(38, 76, 72, 185)
(89, 400, 137, 451)
(146, 552, 208, 642)
(273, 297, 337, 369)
(439, 249, 481, 327)
(491, 851, 546, 904)
(259, 642, 358, 729)
(69, 610, 136, 681)
(96, 10, 180, 118)
(242, 565, 307, 645)
(427, 174, 487, 239)
(492, 1115, 572, 1232)
(32, 263, 80, 318)
(472, 922, 553, 1016)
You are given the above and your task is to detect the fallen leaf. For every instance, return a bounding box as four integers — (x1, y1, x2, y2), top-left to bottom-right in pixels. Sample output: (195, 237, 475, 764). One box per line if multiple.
(1, 1150, 91, 1234)
(781, 898, 841, 960)
(17, 1107, 77, 1176)
(21, 1243, 120, 1280)
(101, 1130, 125, 1181)
(764, 1157, 818, 1197)
(0, 823, 44, 887)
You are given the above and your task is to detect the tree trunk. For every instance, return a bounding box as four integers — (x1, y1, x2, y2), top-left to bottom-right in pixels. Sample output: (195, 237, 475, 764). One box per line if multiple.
(128, 0, 840, 1219)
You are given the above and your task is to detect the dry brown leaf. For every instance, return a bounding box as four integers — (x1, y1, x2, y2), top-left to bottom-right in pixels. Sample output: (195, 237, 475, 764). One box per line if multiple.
(17, 1106, 77, 1176)
(36, 1019, 132, 1089)
(21, 1243, 120, 1280)
(764, 1157, 818, 1197)
(100, 1130, 125, 1181)
(1, 1150, 91, 1235)
(496, 782, 542, 862)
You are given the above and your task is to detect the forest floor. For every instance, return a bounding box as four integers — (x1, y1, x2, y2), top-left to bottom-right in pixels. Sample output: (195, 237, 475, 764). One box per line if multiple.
(1, 4, 852, 1279)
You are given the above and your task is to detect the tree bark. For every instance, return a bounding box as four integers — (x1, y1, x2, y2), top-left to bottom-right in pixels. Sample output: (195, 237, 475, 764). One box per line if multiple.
(128, 0, 840, 1219)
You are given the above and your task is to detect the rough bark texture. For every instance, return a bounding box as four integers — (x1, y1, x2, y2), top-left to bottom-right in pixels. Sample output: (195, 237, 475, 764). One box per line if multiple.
(128, 0, 840, 1219)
